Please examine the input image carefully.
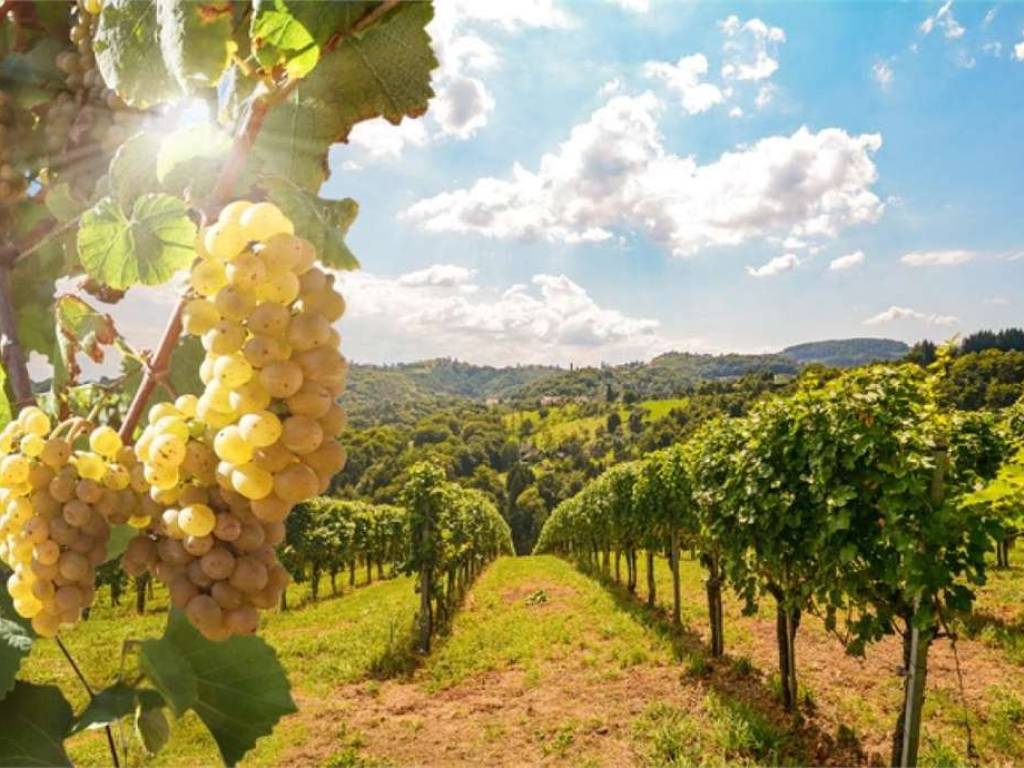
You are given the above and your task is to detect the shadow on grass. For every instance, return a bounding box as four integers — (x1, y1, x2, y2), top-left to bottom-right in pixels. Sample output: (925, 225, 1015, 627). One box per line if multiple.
(578, 561, 867, 767)
(958, 610, 1024, 664)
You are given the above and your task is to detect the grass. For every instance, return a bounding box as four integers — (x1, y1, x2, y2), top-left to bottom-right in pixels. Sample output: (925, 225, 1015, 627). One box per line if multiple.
(505, 398, 689, 449)
(17, 573, 419, 766)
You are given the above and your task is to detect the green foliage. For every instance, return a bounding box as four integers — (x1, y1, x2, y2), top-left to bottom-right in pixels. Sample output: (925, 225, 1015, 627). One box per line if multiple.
(93, 0, 183, 107)
(265, 178, 360, 269)
(0, 682, 74, 767)
(0, 587, 33, 700)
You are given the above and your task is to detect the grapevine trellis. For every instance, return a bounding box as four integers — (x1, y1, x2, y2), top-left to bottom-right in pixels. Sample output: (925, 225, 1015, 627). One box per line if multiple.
(536, 361, 1021, 767)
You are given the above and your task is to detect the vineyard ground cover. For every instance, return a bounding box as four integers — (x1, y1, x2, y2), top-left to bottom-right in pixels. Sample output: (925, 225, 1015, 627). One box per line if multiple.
(506, 398, 689, 449)
(17, 573, 419, 766)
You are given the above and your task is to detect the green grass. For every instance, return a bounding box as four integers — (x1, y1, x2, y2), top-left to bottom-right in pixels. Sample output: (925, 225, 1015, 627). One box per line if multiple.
(504, 398, 689, 449)
(423, 555, 672, 691)
(18, 573, 419, 766)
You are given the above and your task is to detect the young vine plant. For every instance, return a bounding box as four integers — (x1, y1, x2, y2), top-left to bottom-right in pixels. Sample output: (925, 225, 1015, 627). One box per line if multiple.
(0, 0, 438, 764)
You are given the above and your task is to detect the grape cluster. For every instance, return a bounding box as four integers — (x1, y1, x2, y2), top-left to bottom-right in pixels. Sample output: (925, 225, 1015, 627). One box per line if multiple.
(0, 409, 145, 636)
(0, 91, 28, 204)
(126, 200, 349, 640)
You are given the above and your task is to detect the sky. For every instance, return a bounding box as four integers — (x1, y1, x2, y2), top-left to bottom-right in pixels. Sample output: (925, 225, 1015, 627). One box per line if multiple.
(50, 0, 1024, 378)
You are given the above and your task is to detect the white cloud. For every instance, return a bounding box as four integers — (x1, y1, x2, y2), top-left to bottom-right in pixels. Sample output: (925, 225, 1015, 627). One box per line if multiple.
(643, 54, 724, 114)
(863, 305, 959, 326)
(599, 78, 623, 97)
(746, 253, 798, 277)
(954, 49, 976, 68)
(729, 106, 744, 118)
(983, 6, 997, 25)
(873, 61, 894, 88)
(348, 0, 570, 161)
(754, 83, 777, 109)
(900, 249, 975, 266)
(719, 15, 786, 82)
(984, 296, 1009, 306)
(920, 1, 965, 40)
(338, 267, 675, 365)
(829, 251, 865, 271)
(1016, 34, 1024, 61)
(982, 42, 1003, 57)
(397, 264, 478, 287)
(607, 0, 650, 12)
(404, 93, 884, 258)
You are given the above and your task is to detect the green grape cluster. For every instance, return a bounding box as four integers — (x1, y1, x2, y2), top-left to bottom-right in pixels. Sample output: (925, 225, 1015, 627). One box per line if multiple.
(0, 409, 147, 636)
(129, 200, 349, 640)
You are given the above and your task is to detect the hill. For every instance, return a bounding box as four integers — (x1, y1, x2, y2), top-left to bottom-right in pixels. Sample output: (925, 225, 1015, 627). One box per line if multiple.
(781, 338, 908, 367)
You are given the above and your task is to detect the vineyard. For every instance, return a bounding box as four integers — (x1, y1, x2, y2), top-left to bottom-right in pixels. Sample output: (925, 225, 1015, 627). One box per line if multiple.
(1, 0, 1023, 767)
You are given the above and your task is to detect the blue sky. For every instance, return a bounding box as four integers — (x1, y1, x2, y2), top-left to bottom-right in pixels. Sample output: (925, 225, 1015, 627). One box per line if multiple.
(315, 0, 1024, 367)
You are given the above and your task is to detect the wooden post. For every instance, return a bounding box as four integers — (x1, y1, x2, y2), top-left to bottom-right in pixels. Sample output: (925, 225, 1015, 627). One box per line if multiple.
(646, 549, 656, 608)
(669, 529, 681, 626)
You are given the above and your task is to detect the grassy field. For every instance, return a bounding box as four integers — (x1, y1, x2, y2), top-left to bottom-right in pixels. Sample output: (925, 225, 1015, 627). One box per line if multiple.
(15, 546, 1024, 766)
(505, 398, 689, 449)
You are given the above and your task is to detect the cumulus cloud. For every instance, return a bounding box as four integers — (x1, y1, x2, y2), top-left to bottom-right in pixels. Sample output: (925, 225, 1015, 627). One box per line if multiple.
(983, 7, 997, 25)
(873, 61, 894, 88)
(982, 41, 1003, 58)
(338, 267, 676, 365)
(863, 306, 959, 326)
(1016, 34, 1024, 61)
(920, 1, 965, 39)
(607, 0, 650, 12)
(719, 15, 786, 82)
(403, 93, 884, 258)
(900, 249, 975, 266)
(746, 253, 798, 278)
(643, 54, 724, 114)
(829, 251, 865, 271)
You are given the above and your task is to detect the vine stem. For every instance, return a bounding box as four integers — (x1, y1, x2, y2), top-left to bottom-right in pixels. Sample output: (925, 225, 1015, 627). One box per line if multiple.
(56, 636, 121, 768)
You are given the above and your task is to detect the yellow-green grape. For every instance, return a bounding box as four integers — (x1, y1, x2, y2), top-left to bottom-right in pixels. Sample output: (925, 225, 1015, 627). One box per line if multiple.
(88, 426, 122, 459)
(258, 361, 303, 399)
(196, 399, 236, 429)
(302, 287, 347, 323)
(217, 200, 252, 224)
(19, 434, 45, 458)
(190, 260, 228, 297)
(213, 426, 253, 465)
(84, 0, 102, 14)
(226, 252, 267, 292)
(154, 415, 190, 442)
(231, 463, 273, 500)
(303, 441, 347, 477)
(74, 452, 107, 482)
(272, 462, 319, 503)
(238, 411, 282, 449)
(199, 356, 216, 385)
(256, 268, 301, 305)
(175, 394, 199, 419)
(286, 381, 333, 418)
(202, 380, 235, 413)
(238, 202, 293, 242)
(204, 220, 248, 261)
(287, 312, 331, 352)
(144, 463, 179, 491)
(183, 298, 221, 335)
(213, 354, 253, 388)
(246, 302, 290, 338)
(103, 464, 130, 491)
(19, 406, 51, 436)
(213, 285, 256, 322)
(202, 319, 246, 355)
(243, 336, 290, 369)
(149, 403, 182, 423)
(148, 434, 186, 467)
(39, 437, 72, 470)
(179, 504, 216, 538)
(281, 415, 323, 455)
(228, 379, 271, 415)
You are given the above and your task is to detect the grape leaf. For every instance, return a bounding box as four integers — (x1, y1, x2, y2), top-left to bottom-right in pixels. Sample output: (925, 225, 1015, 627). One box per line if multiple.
(44, 183, 88, 224)
(0, 683, 73, 767)
(0, 588, 34, 701)
(160, 609, 296, 765)
(156, 0, 236, 92)
(136, 703, 171, 755)
(104, 524, 137, 565)
(265, 179, 359, 270)
(77, 194, 196, 290)
(53, 295, 121, 392)
(250, 0, 374, 79)
(156, 122, 231, 202)
(138, 636, 197, 717)
(253, 1, 437, 190)
(70, 683, 164, 735)
(94, 0, 181, 108)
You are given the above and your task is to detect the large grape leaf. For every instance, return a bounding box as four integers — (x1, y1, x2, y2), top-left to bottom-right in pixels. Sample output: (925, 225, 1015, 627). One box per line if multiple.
(52, 295, 121, 392)
(0, 588, 34, 701)
(94, 0, 181, 107)
(265, 178, 359, 270)
(109, 133, 162, 208)
(253, 1, 437, 190)
(141, 610, 295, 765)
(77, 194, 196, 290)
(250, 0, 375, 79)
(0, 683, 73, 767)
(156, 0, 236, 92)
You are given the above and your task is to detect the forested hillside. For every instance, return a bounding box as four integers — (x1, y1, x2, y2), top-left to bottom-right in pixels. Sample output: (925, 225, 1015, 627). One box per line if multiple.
(781, 337, 908, 366)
